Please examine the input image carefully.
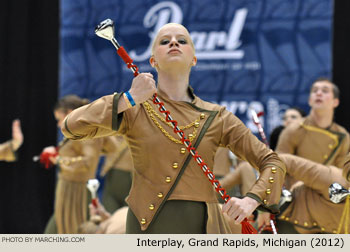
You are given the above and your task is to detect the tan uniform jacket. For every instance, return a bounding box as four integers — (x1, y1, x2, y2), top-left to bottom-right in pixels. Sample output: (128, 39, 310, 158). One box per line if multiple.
(57, 137, 118, 182)
(344, 153, 350, 181)
(55, 136, 118, 234)
(276, 116, 350, 189)
(212, 147, 232, 177)
(0, 141, 16, 162)
(279, 154, 350, 234)
(276, 116, 350, 233)
(100, 135, 133, 177)
(277, 116, 349, 166)
(219, 161, 258, 196)
(62, 90, 286, 232)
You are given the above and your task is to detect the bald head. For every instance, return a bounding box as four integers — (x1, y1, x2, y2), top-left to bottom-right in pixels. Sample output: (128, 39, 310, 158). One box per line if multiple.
(151, 23, 195, 55)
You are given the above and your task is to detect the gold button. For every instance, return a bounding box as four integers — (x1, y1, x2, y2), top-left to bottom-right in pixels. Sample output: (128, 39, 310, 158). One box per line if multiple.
(313, 222, 317, 226)
(165, 176, 171, 183)
(333, 230, 337, 234)
(188, 134, 194, 139)
(271, 167, 277, 173)
(294, 220, 298, 224)
(321, 227, 325, 231)
(323, 154, 328, 159)
(285, 217, 290, 221)
(280, 215, 285, 220)
(304, 222, 308, 227)
(71, 157, 76, 162)
(266, 189, 271, 195)
(200, 113, 205, 119)
(263, 199, 267, 205)
(157, 193, 163, 198)
(140, 218, 146, 225)
(77, 156, 82, 161)
(269, 177, 274, 183)
(328, 144, 334, 149)
(172, 163, 178, 169)
(180, 148, 186, 154)
(194, 122, 200, 128)
(149, 204, 155, 210)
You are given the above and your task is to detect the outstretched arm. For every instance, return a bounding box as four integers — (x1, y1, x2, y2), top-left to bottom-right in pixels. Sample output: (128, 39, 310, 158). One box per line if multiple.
(11, 119, 23, 150)
(0, 119, 23, 162)
(220, 109, 286, 215)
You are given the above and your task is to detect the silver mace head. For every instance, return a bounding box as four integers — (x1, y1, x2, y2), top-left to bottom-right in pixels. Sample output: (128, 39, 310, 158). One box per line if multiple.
(95, 19, 115, 41)
(329, 183, 350, 204)
(95, 19, 121, 49)
(279, 188, 292, 207)
(86, 179, 100, 199)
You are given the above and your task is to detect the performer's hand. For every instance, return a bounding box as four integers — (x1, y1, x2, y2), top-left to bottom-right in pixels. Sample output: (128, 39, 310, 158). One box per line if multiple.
(129, 73, 156, 104)
(42, 146, 58, 165)
(42, 146, 57, 154)
(222, 197, 260, 224)
(257, 211, 271, 228)
(48, 155, 58, 165)
(89, 198, 111, 221)
(11, 119, 23, 150)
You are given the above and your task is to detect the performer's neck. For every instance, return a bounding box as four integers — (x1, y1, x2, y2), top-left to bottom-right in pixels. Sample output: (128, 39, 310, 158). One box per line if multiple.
(157, 73, 192, 102)
(309, 109, 334, 128)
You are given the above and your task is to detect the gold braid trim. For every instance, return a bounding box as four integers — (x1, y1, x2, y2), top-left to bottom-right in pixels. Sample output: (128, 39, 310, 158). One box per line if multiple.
(143, 101, 201, 144)
(301, 124, 339, 148)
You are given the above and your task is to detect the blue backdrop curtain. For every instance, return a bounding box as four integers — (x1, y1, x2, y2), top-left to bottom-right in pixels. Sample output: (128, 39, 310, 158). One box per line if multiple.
(60, 0, 333, 136)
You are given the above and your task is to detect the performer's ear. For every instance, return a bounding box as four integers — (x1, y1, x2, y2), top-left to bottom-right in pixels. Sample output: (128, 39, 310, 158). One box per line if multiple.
(333, 98, 339, 109)
(192, 56, 197, 66)
(149, 56, 157, 68)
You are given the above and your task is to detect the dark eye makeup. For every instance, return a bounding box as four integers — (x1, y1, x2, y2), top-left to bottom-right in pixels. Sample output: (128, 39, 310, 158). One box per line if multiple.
(159, 38, 188, 45)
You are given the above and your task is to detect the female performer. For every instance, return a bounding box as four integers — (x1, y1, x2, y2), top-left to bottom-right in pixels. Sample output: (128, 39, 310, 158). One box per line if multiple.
(61, 23, 286, 234)
(43, 95, 118, 234)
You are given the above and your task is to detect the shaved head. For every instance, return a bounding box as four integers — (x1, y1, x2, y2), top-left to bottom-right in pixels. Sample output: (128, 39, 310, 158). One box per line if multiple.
(151, 23, 195, 55)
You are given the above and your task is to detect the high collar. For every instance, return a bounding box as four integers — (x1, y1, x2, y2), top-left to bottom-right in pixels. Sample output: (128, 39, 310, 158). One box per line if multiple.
(156, 85, 197, 104)
(304, 115, 334, 130)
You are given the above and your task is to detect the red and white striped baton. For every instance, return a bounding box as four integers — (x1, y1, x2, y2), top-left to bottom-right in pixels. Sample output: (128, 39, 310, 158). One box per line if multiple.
(250, 108, 277, 234)
(250, 109, 269, 146)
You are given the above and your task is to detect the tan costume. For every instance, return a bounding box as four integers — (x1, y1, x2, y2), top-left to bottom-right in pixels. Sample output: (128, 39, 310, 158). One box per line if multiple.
(279, 154, 350, 233)
(344, 153, 350, 181)
(53, 136, 118, 234)
(212, 147, 232, 177)
(276, 116, 350, 189)
(100, 135, 133, 176)
(276, 116, 350, 233)
(219, 161, 258, 196)
(62, 89, 286, 233)
(0, 141, 16, 162)
(213, 148, 240, 199)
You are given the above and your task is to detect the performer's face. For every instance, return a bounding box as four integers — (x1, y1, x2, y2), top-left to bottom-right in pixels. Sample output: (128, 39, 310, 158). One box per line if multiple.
(54, 109, 70, 128)
(150, 24, 196, 70)
(308, 81, 339, 111)
(282, 109, 303, 127)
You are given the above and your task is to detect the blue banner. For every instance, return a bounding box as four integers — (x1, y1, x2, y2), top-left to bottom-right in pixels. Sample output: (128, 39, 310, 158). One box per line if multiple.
(60, 0, 333, 137)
